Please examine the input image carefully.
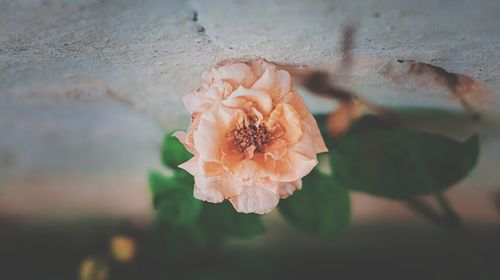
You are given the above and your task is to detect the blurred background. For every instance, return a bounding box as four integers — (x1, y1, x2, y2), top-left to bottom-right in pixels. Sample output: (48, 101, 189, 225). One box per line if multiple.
(1, 0, 500, 279)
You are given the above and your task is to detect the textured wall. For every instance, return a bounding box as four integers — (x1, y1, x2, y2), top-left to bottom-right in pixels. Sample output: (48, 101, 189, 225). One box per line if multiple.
(1, 0, 499, 218)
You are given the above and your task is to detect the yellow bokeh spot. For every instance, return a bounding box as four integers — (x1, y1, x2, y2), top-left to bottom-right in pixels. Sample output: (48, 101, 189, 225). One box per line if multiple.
(110, 235, 136, 263)
(79, 257, 108, 280)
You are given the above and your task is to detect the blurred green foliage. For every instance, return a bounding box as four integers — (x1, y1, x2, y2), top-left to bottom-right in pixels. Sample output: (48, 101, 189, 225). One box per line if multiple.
(279, 169, 351, 239)
(316, 114, 479, 200)
(149, 171, 202, 225)
(161, 133, 193, 169)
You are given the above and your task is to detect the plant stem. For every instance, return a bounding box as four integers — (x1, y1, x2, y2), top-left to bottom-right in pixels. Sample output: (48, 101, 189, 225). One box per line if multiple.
(406, 192, 493, 280)
(433, 192, 465, 232)
(435, 193, 494, 280)
(406, 197, 442, 226)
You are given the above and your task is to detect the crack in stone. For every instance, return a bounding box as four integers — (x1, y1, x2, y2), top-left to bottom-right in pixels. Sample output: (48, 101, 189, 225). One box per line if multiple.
(191, 9, 206, 33)
(189, 1, 233, 50)
(192, 10, 198, 22)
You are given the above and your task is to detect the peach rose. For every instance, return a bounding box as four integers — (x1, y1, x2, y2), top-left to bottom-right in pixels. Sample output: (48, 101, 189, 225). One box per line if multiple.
(174, 59, 327, 214)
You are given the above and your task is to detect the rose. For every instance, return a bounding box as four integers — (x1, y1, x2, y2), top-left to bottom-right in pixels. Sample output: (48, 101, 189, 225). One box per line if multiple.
(174, 59, 327, 214)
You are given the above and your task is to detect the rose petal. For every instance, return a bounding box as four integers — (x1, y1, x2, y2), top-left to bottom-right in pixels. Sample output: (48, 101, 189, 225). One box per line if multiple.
(277, 70, 292, 100)
(204, 87, 220, 100)
(250, 60, 290, 102)
(193, 104, 242, 162)
(178, 156, 201, 176)
(251, 68, 276, 93)
(212, 80, 236, 99)
(264, 138, 288, 160)
(282, 92, 328, 153)
(291, 120, 319, 158)
(268, 103, 302, 144)
(182, 92, 212, 115)
(272, 151, 318, 182)
(249, 59, 273, 78)
(225, 86, 273, 115)
(278, 179, 302, 198)
(202, 161, 223, 177)
(194, 173, 243, 202)
(250, 153, 277, 175)
(269, 121, 319, 182)
(234, 159, 269, 179)
(179, 149, 224, 177)
(220, 145, 245, 172)
(184, 112, 202, 151)
(230, 184, 279, 214)
(193, 183, 224, 203)
(214, 63, 257, 88)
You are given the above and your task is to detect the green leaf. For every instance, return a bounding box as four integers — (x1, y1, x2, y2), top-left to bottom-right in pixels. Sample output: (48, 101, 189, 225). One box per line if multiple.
(390, 106, 480, 123)
(148, 171, 202, 225)
(278, 169, 351, 239)
(327, 116, 479, 199)
(161, 132, 193, 169)
(200, 201, 265, 239)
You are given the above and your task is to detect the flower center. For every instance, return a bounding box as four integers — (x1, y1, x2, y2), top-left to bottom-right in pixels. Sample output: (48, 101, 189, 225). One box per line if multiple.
(231, 121, 271, 153)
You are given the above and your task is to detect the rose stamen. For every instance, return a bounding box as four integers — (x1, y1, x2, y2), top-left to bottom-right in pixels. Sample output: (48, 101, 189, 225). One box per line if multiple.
(230, 119, 272, 154)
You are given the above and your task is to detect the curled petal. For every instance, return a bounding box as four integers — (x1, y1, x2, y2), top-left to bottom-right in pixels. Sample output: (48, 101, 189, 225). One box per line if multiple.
(276, 70, 292, 100)
(251, 68, 276, 94)
(193, 104, 242, 162)
(212, 80, 236, 99)
(172, 130, 187, 143)
(178, 156, 201, 176)
(270, 121, 319, 182)
(250, 107, 264, 123)
(278, 179, 302, 198)
(214, 63, 257, 88)
(272, 151, 318, 182)
(282, 92, 328, 153)
(182, 92, 212, 115)
(249, 59, 278, 78)
(249, 60, 291, 102)
(182, 112, 202, 152)
(268, 103, 302, 144)
(224, 86, 273, 115)
(291, 120, 319, 158)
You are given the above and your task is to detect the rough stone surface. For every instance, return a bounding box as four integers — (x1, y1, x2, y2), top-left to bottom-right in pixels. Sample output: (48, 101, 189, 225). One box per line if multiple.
(1, 0, 499, 218)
